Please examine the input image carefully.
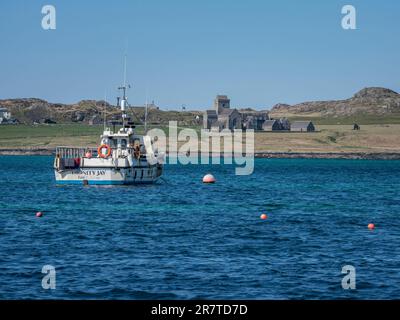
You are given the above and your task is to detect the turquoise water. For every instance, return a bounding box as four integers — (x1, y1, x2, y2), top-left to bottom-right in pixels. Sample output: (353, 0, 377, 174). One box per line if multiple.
(0, 156, 400, 299)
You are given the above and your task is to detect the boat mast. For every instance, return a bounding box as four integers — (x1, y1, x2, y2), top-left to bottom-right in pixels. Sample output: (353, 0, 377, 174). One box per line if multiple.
(144, 92, 148, 135)
(118, 54, 130, 128)
(103, 90, 107, 131)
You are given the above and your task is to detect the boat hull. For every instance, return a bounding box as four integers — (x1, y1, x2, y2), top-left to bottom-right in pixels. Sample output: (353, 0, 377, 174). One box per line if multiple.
(54, 165, 162, 185)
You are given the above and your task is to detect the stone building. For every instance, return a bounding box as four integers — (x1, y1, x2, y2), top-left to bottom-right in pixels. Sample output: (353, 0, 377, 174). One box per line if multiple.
(241, 112, 270, 130)
(203, 110, 217, 128)
(262, 118, 291, 131)
(291, 121, 315, 132)
(214, 95, 231, 113)
(203, 95, 241, 131)
(203, 95, 269, 131)
(262, 119, 282, 131)
(217, 108, 242, 130)
(0, 107, 11, 124)
(279, 118, 291, 130)
(203, 95, 316, 132)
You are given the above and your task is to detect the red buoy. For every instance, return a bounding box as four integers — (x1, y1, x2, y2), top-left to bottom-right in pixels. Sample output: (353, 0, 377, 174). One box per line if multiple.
(36, 212, 43, 218)
(368, 223, 375, 230)
(203, 174, 216, 184)
(260, 214, 268, 220)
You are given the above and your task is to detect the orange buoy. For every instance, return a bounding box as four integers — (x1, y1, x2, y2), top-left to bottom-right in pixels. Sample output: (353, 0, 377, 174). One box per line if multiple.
(368, 223, 375, 230)
(36, 212, 43, 218)
(260, 214, 268, 220)
(203, 174, 216, 184)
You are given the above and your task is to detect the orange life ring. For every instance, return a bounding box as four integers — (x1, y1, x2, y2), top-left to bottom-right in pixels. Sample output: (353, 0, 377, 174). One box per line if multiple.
(98, 144, 111, 158)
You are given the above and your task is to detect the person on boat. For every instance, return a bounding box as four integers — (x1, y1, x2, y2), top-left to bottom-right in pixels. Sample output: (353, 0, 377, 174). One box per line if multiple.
(134, 145, 141, 159)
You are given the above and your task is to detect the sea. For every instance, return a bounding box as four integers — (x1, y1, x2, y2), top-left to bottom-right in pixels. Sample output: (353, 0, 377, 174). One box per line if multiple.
(0, 156, 399, 299)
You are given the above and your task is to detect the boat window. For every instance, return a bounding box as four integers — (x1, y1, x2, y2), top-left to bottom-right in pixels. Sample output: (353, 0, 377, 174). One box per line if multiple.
(121, 139, 127, 148)
(109, 139, 117, 148)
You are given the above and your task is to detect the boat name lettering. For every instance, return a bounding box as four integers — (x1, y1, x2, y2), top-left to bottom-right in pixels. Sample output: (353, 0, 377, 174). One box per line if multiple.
(79, 170, 106, 176)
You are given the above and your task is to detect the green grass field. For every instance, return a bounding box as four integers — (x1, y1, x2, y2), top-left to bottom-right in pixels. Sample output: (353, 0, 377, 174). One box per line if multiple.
(273, 114, 400, 125)
(0, 124, 201, 148)
(0, 124, 104, 147)
(1, 122, 400, 153)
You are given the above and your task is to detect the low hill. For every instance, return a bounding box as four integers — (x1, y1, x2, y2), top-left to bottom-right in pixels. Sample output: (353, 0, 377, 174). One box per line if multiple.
(270, 87, 400, 120)
(2, 87, 400, 126)
(0, 98, 202, 126)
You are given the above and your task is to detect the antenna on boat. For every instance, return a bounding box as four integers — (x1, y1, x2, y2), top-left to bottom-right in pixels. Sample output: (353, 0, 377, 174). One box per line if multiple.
(117, 54, 131, 128)
(123, 54, 127, 88)
(103, 90, 107, 131)
(144, 89, 148, 135)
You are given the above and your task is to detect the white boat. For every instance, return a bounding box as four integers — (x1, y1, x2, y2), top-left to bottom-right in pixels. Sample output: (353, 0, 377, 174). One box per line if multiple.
(54, 131, 164, 185)
(54, 80, 164, 185)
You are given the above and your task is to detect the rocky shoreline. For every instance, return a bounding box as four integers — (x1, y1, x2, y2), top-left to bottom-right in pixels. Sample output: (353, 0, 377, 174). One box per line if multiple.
(1, 147, 400, 160)
(254, 152, 400, 160)
(0, 148, 54, 156)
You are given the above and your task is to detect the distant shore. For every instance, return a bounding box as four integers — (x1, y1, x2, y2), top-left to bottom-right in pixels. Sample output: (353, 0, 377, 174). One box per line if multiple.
(2, 124, 400, 156)
(1, 147, 400, 160)
(0, 148, 54, 156)
(254, 152, 400, 160)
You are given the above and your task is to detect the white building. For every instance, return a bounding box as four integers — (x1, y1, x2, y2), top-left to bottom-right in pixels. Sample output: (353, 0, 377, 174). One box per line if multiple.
(0, 107, 11, 124)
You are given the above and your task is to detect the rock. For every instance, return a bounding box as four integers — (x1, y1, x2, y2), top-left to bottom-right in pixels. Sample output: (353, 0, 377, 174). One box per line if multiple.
(353, 87, 398, 99)
(89, 114, 102, 125)
(72, 111, 85, 122)
(43, 118, 57, 124)
(271, 103, 291, 110)
(270, 87, 400, 117)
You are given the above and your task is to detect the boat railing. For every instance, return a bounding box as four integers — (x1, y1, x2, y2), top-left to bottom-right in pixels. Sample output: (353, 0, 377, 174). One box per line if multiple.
(55, 147, 98, 158)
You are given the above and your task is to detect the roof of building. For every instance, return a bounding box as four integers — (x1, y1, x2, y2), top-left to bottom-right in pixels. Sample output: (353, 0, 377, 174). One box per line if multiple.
(263, 120, 279, 126)
(291, 121, 314, 128)
(205, 110, 218, 116)
(241, 111, 269, 116)
(219, 108, 241, 116)
(219, 108, 233, 115)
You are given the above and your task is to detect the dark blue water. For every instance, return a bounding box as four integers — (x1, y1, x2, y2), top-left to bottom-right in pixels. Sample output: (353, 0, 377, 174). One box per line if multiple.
(0, 156, 400, 299)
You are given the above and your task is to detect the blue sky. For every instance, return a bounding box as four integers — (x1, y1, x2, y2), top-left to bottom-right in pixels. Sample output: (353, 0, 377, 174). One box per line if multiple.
(0, 0, 399, 109)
